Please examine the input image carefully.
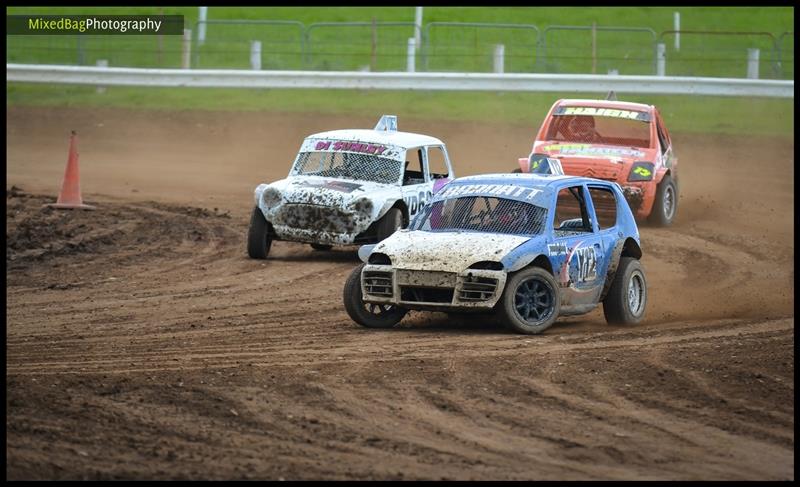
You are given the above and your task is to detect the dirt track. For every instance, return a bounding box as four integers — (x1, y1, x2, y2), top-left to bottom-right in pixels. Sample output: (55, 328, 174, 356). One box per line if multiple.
(5, 106, 794, 480)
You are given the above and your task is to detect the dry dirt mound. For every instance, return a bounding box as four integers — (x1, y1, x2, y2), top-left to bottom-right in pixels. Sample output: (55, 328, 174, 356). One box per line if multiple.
(7, 187, 236, 290)
(5, 107, 794, 480)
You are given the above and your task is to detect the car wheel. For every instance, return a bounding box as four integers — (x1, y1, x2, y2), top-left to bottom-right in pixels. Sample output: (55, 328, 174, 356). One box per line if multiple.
(649, 174, 677, 227)
(247, 207, 272, 259)
(343, 263, 407, 328)
(376, 208, 403, 241)
(496, 267, 560, 334)
(602, 257, 647, 325)
(310, 243, 333, 251)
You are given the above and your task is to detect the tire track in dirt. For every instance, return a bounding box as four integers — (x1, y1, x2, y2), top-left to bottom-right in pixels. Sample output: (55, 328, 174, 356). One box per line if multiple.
(7, 317, 792, 375)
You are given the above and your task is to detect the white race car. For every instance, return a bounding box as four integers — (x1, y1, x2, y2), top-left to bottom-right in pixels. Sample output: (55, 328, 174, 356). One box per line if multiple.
(248, 115, 456, 258)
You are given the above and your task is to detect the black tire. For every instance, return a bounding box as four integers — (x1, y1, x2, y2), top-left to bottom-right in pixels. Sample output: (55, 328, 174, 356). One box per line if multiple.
(310, 243, 333, 251)
(496, 267, 561, 334)
(247, 207, 272, 259)
(648, 174, 678, 227)
(512, 167, 522, 174)
(343, 263, 407, 328)
(376, 208, 403, 241)
(602, 257, 647, 325)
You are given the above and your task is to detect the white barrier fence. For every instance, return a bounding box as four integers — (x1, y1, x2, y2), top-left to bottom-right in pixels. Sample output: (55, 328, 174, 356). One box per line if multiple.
(6, 63, 794, 98)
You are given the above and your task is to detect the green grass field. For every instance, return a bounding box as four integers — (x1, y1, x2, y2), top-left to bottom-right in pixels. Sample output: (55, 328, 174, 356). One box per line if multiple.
(6, 6, 794, 77)
(6, 83, 793, 138)
(6, 7, 794, 137)
(7, 6, 793, 32)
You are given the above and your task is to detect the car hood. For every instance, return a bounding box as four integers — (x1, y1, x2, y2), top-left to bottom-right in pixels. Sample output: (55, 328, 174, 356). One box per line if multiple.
(373, 230, 529, 273)
(269, 176, 395, 208)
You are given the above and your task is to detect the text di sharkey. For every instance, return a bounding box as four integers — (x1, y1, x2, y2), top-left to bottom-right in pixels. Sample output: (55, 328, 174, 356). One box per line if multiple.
(7, 15, 184, 35)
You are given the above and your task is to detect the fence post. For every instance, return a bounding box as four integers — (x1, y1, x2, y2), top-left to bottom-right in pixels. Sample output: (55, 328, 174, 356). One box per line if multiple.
(656, 42, 666, 76)
(198, 7, 208, 45)
(493, 44, 505, 73)
(747, 48, 760, 79)
(414, 7, 423, 51)
(674, 12, 680, 51)
(251, 40, 262, 70)
(371, 18, 377, 71)
(96, 59, 108, 94)
(76, 35, 85, 65)
(181, 29, 192, 69)
(591, 22, 597, 74)
(407, 37, 416, 72)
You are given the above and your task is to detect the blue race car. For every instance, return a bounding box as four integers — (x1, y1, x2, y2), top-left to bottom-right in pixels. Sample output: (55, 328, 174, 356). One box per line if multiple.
(343, 168, 647, 334)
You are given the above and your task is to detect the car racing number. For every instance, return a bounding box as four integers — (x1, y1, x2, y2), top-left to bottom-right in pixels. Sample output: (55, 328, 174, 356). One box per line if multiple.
(403, 189, 433, 216)
(574, 246, 597, 283)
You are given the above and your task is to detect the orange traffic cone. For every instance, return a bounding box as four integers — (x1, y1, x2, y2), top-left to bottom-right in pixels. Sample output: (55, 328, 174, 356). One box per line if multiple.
(47, 131, 95, 210)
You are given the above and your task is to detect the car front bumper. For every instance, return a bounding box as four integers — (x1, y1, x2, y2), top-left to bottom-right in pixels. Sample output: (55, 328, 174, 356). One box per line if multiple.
(266, 202, 375, 245)
(360, 264, 508, 310)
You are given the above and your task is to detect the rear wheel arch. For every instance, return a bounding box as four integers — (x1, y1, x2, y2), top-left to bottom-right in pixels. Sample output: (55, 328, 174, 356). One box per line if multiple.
(621, 237, 642, 260)
(655, 167, 671, 185)
(600, 238, 640, 300)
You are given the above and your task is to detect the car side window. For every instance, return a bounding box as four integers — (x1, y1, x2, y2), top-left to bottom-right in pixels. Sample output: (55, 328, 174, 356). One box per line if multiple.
(426, 146, 450, 180)
(553, 185, 593, 236)
(404, 147, 425, 186)
(588, 186, 617, 229)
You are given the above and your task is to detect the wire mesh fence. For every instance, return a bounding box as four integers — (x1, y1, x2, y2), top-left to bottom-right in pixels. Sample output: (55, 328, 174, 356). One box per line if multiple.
(658, 31, 781, 79)
(6, 34, 186, 68)
(775, 31, 793, 80)
(541, 26, 658, 75)
(192, 20, 305, 70)
(305, 22, 417, 71)
(422, 23, 540, 73)
(5, 20, 794, 80)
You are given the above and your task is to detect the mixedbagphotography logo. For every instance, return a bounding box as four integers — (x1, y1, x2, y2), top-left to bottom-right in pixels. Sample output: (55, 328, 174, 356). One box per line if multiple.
(7, 14, 184, 35)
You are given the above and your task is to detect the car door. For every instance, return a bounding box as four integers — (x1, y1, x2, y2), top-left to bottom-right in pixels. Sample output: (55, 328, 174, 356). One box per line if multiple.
(548, 183, 608, 307)
(425, 144, 454, 192)
(585, 183, 621, 285)
(401, 146, 431, 217)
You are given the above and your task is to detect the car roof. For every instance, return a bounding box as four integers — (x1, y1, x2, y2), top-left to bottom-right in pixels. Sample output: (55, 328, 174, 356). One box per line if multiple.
(555, 99, 654, 112)
(451, 172, 609, 189)
(306, 129, 445, 149)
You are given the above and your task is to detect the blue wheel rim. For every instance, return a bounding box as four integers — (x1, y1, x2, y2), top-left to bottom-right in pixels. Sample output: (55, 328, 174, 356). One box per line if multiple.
(514, 277, 554, 324)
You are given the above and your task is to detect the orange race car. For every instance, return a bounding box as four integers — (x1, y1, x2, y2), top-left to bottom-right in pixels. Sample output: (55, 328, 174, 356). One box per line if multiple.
(516, 95, 679, 226)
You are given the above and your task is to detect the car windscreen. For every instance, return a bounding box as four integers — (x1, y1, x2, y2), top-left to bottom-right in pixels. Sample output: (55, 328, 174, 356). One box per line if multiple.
(410, 196, 547, 236)
(546, 114, 650, 147)
(291, 151, 403, 185)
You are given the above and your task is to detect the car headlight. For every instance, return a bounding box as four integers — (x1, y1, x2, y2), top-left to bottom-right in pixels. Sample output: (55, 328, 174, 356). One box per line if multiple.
(468, 261, 504, 271)
(261, 187, 282, 208)
(628, 162, 655, 182)
(368, 253, 392, 265)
